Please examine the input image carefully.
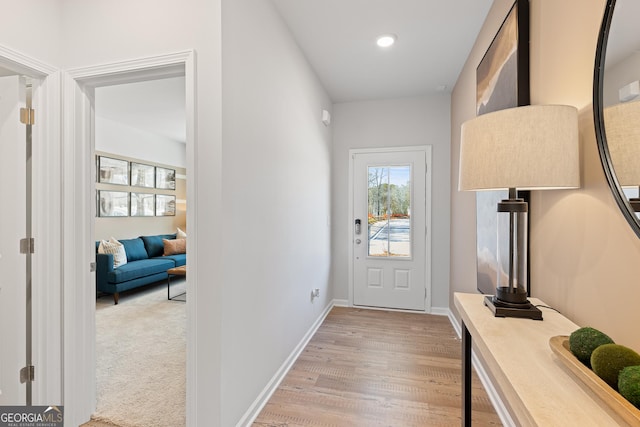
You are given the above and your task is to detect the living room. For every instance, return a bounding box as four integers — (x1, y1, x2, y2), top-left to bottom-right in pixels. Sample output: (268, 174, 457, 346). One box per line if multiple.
(93, 75, 188, 424)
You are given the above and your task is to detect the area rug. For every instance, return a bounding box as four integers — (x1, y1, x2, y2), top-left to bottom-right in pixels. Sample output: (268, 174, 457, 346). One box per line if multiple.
(92, 281, 186, 427)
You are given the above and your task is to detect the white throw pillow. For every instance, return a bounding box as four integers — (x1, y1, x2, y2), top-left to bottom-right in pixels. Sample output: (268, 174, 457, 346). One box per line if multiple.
(176, 227, 187, 239)
(98, 237, 128, 268)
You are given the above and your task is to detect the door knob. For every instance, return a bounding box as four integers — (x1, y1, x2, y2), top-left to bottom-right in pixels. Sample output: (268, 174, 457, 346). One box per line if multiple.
(355, 239, 361, 245)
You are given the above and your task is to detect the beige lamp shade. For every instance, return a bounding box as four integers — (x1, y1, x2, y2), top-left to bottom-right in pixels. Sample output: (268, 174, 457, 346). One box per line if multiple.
(459, 105, 580, 191)
(604, 100, 640, 187)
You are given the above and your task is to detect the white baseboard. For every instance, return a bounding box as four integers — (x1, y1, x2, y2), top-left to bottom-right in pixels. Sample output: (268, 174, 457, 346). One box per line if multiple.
(447, 309, 462, 337)
(430, 306, 449, 316)
(237, 300, 337, 426)
(471, 352, 515, 427)
(330, 299, 448, 316)
(446, 308, 515, 427)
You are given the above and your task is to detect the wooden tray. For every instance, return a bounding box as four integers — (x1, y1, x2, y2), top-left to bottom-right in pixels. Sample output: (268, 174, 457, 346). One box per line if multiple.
(549, 335, 640, 426)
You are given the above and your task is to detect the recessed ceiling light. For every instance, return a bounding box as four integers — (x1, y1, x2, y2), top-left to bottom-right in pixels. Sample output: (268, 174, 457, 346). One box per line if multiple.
(376, 34, 397, 48)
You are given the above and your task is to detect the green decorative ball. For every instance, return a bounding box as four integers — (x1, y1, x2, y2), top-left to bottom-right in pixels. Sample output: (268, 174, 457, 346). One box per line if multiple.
(591, 344, 640, 390)
(619, 366, 640, 409)
(569, 327, 614, 367)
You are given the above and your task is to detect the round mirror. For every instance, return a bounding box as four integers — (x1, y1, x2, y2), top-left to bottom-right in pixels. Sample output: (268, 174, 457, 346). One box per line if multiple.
(595, 0, 640, 239)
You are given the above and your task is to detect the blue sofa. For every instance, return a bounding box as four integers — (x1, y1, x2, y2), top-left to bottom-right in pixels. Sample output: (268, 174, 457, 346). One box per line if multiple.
(96, 233, 186, 304)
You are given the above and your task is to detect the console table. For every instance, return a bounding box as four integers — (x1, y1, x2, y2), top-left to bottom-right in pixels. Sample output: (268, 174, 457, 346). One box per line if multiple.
(454, 292, 626, 426)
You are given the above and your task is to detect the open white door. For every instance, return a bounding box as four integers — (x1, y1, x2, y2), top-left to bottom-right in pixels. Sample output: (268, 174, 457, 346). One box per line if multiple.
(352, 148, 430, 311)
(0, 75, 27, 404)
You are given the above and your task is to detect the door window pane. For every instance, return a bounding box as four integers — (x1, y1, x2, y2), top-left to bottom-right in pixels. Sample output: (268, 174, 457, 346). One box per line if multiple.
(367, 165, 411, 257)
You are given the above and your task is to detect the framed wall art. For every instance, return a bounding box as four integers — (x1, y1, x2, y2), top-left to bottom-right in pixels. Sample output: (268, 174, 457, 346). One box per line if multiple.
(130, 162, 155, 188)
(156, 167, 176, 190)
(131, 192, 155, 217)
(475, 0, 530, 296)
(98, 156, 129, 185)
(98, 190, 130, 217)
(156, 194, 176, 216)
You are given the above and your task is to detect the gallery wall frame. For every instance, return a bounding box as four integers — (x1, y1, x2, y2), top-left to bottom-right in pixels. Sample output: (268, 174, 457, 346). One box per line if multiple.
(156, 167, 176, 190)
(475, 0, 530, 296)
(131, 192, 155, 217)
(98, 156, 129, 185)
(156, 194, 176, 216)
(97, 190, 130, 217)
(131, 162, 155, 188)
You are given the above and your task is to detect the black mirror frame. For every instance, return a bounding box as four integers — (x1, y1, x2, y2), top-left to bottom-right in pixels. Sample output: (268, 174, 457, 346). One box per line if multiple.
(594, 0, 640, 239)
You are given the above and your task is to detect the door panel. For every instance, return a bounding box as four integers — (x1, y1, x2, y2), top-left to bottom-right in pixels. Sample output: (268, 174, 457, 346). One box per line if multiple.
(353, 150, 427, 311)
(0, 75, 27, 404)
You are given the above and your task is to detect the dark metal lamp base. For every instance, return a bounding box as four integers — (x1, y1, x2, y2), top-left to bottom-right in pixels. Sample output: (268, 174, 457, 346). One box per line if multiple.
(484, 295, 543, 320)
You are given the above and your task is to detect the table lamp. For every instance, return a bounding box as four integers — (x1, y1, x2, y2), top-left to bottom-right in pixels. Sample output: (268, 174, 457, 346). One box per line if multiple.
(604, 100, 640, 211)
(459, 105, 579, 320)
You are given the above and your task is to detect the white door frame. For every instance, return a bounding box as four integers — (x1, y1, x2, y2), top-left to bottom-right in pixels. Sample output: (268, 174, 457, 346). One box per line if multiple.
(0, 45, 62, 405)
(63, 50, 197, 426)
(348, 146, 433, 312)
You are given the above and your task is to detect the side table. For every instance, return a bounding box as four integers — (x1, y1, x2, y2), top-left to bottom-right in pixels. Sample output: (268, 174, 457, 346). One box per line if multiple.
(167, 265, 186, 301)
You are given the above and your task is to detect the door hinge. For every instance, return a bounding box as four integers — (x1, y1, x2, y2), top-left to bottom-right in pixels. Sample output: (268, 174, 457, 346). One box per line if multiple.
(20, 365, 35, 383)
(20, 238, 34, 254)
(20, 107, 35, 125)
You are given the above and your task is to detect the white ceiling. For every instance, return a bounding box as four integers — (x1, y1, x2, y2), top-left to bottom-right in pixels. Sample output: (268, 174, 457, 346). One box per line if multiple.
(95, 76, 186, 143)
(271, 0, 494, 103)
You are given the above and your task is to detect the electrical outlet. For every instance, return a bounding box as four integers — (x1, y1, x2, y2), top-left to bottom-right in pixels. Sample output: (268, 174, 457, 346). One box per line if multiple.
(313, 288, 320, 298)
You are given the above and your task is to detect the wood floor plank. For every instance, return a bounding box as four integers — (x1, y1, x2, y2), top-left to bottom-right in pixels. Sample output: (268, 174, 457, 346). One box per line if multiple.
(253, 307, 502, 426)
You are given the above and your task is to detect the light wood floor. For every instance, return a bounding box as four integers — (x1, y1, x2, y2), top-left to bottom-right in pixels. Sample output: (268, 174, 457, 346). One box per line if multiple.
(83, 306, 502, 427)
(252, 307, 502, 427)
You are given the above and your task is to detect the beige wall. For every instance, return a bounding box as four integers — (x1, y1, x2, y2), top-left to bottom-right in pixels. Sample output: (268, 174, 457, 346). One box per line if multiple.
(451, 0, 640, 350)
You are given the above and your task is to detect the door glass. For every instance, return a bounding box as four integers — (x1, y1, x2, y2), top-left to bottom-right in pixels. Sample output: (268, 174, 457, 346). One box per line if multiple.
(367, 165, 411, 257)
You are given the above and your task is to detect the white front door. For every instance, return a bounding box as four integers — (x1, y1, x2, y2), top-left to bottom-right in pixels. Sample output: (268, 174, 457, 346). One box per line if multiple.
(352, 148, 430, 311)
(0, 75, 27, 404)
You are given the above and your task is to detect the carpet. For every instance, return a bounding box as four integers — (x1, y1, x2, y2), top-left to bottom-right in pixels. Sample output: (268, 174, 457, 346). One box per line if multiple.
(91, 280, 186, 427)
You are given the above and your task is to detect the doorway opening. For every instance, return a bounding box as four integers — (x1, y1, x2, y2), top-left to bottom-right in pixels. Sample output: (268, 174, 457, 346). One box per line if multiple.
(64, 51, 197, 425)
(91, 75, 188, 425)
